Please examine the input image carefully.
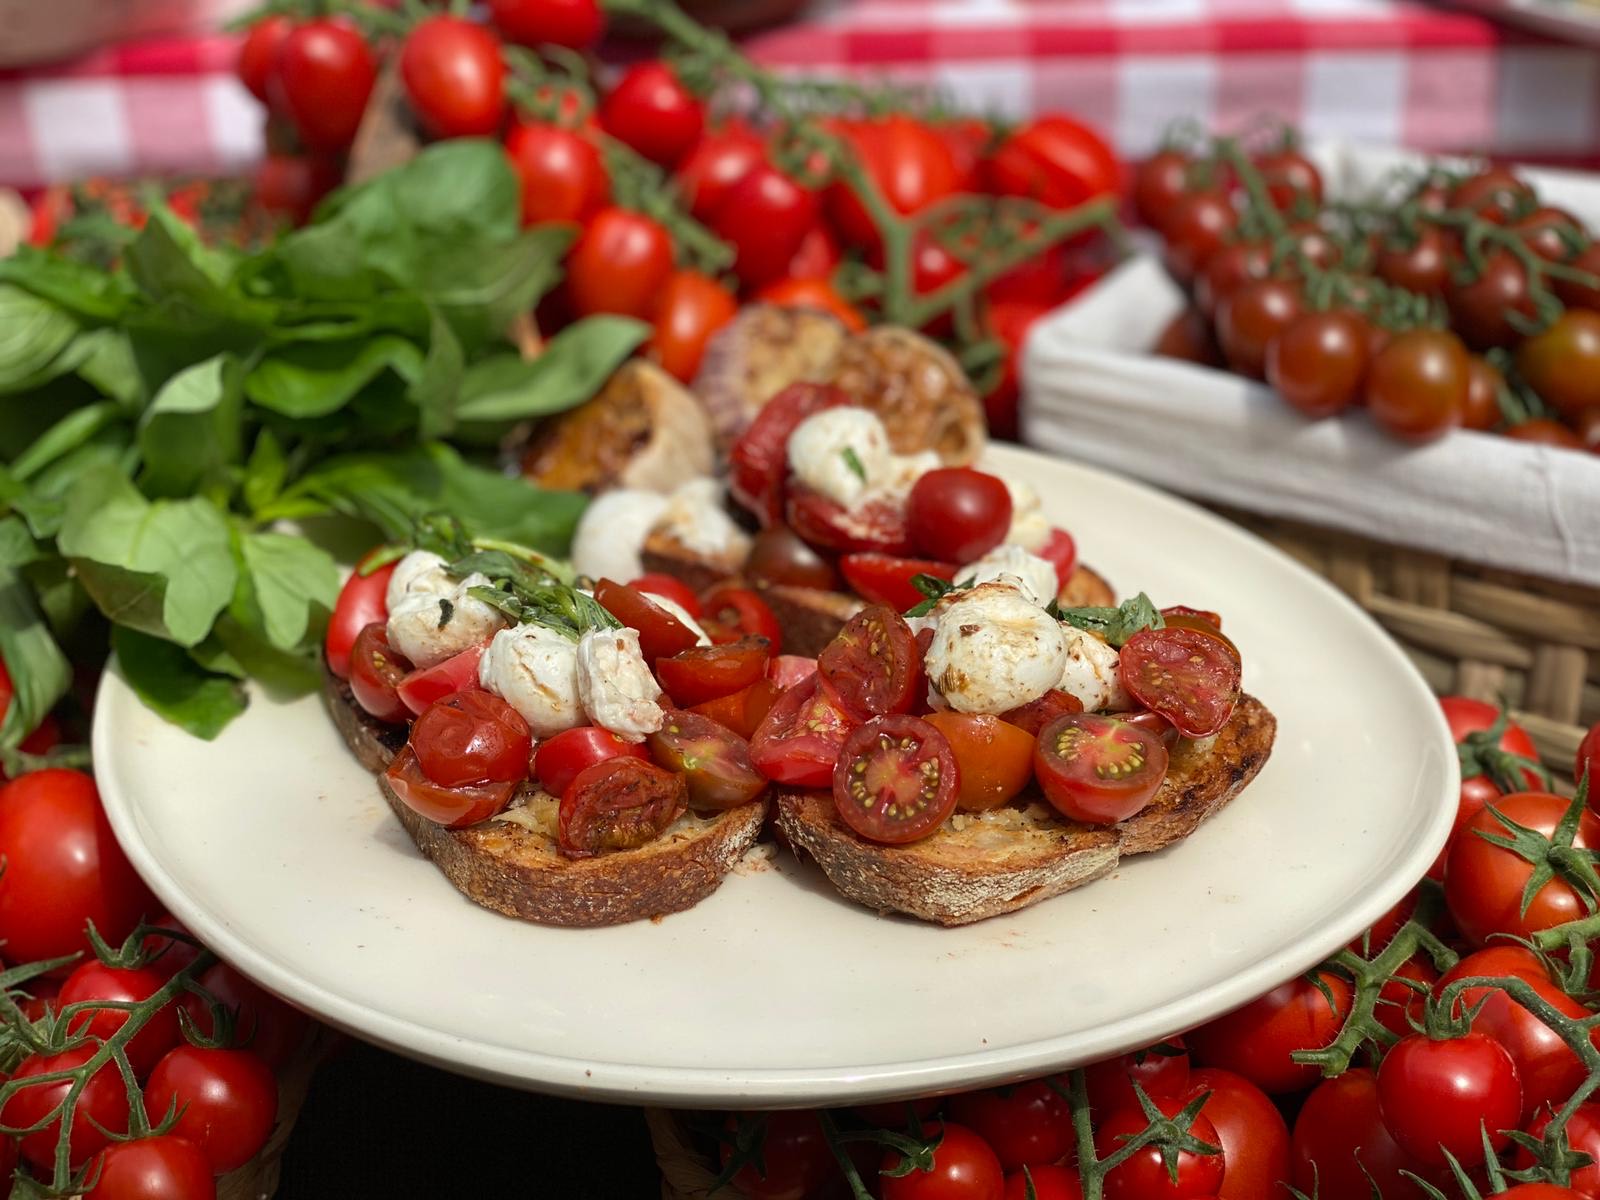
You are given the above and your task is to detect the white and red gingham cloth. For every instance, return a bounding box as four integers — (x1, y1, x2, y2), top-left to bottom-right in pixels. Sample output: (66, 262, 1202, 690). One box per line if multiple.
(3, 0, 1600, 190)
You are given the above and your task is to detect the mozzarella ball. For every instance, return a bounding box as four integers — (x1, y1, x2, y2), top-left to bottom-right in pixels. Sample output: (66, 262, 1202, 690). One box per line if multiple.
(1056, 628, 1133, 713)
(576, 628, 665, 743)
(786, 407, 892, 508)
(655, 478, 752, 561)
(925, 583, 1067, 714)
(385, 549, 452, 612)
(962, 544, 1060, 608)
(875, 450, 942, 507)
(1004, 478, 1051, 553)
(478, 623, 584, 738)
(570, 489, 670, 583)
(386, 572, 506, 669)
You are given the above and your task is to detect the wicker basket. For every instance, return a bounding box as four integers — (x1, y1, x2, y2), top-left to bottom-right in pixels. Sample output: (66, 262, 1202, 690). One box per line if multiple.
(647, 1109, 721, 1200)
(1214, 505, 1597, 788)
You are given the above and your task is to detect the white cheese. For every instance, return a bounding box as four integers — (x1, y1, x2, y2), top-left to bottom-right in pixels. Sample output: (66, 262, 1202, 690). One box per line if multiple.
(478, 624, 584, 738)
(385, 549, 453, 612)
(569, 489, 670, 583)
(1056, 628, 1133, 713)
(1003, 478, 1051, 554)
(786, 407, 892, 508)
(924, 582, 1067, 715)
(385, 571, 506, 669)
(962, 544, 1059, 608)
(641, 592, 712, 647)
(874, 450, 941, 507)
(576, 627, 665, 743)
(654, 478, 752, 561)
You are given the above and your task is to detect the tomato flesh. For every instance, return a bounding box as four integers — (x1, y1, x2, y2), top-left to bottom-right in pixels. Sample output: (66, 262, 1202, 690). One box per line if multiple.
(630, 572, 701, 618)
(386, 746, 517, 828)
(1001, 690, 1084, 736)
(832, 714, 959, 844)
(349, 622, 412, 722)
(647, 710, 767, 810)
(787, 486, 915, 557)
(839, 553, 955, 613)
(1119, 627, 1241, 738)
(818, 606, 922, 720)
(595, 578, 702, 664)
(409, 690, 531, 788)
(656, 637, 771, 706)
(396, 640, 488, 716)
(699, 585, 783, 652)
(729, 382, 848, 526)
(558, 756, 687, 858)
(750, 678, 859, 789)
(923, 712, 1036, 811)
(534, 727, 648, 799)
(1034, 713, 1168, 824)
(690, 678, 781, 741)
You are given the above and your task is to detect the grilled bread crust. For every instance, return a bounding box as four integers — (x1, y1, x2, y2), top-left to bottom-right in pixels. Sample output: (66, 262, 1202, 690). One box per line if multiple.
(775, 694, 1276, 926)
(324, 669, 767, 928)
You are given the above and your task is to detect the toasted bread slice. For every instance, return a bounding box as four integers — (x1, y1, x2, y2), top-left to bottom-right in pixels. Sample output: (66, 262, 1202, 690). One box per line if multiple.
(825, 327, 985, 465)
(323, 670, 767, 928)
(694, 305, 849, 449)
(775, 693, 1276, 926)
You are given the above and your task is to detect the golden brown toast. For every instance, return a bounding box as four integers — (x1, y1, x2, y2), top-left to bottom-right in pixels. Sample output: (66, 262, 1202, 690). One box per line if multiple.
(323, 669, 767, 928)
(774, 694, 1277, 926)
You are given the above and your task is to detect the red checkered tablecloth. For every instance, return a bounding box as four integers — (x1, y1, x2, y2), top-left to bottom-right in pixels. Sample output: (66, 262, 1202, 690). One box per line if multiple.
(2, 0, 1596, 189)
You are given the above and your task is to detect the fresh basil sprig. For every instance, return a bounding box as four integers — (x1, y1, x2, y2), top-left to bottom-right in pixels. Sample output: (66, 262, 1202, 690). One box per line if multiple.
(1054, 593, 1166, 647)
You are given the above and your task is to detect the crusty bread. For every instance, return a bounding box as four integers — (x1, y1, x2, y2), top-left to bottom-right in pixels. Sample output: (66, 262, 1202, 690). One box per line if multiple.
(775, 693, 1277, 926)
(323, 669, 767, 928)
(694, 305, 849, 449)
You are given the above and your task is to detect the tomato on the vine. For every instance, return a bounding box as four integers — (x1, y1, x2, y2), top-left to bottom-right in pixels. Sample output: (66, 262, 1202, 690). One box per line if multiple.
(1506, 418, 1585, 449)
(948, 1080, 1074, 1171)
(721, 1111, 831, 1200)
(1187, 970, 1352, 1094)
(1096, 1095, 1225, 1199)
(828, 116, 960, 250)
(251, 152, 341, 226)
(1559, 244, 1600, 312)
(649, 270, 738, 382)
(567, 207, 675, 319)
(982, 299, 1050, 440)
(1084, 1038, 1191, 1114)
(1516, 308, 1600, 420)
(1461, 354, 1504, 431)
(1254, 148, 1323, 212)
(1135, 149, 1194, 231)
(505, 121, 609, 226)
(4, 1045, 130, 1170)
(1516, 1106, 1600, 1199)
(58, 963, 180, 1077)
(710, 163, 818, 288)
(1291, 1069, 1432, 1199)
(1451, 167, 1534, 224)
(237, 15, 294, 107)
(400, 16, 506, 139)
(756, 277, 867, 332)
(1365, 328, 1467, 442)
(1265, 309, 1368, 419)
(488, 0, 603, 50)
(86, 1135, 216, 1200)
(1580, 722, 1600, 793)
(675, 123, 764, 222)
(1375, 226, 1452, 295)
(1183, 1068, 1289, 1200)
(1161, 191, 1238, 283)
(1216, 279, 1303, 380)
(1448, 250, 1537, 350)
(273, 19, 376, 154)
(600, 62, 704, 168)
(144, 1047, 278, 1175)
(1004, 1165, 1082, 1200)
(1193, 242, 1270, 320)
(1433, 695, 1543, 878)
(987, 115, 1119, 210)
(1376, 1033, 1520, 1168)
(881, 1121, 1005, 1200)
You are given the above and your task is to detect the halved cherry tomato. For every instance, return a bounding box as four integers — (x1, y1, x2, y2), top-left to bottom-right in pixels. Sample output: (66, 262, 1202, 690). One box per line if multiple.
(906, 468, 1013, 564)
(595, 578, 702, 663)
(1001, 690, 1084, 736)
(769, 655, 818, 691)
(818, 606, 922, 720)
(1161, 605, 1223, 630)
(326, 555, 395, 679)
(832, 715, 960, 844)
(385, 746, 516, 828)
(558, 756, 687, 857)
(1120, 709, 1180, 749)
(700, 585, 783, 652)
(755, 277, 867, 332)
(839, 554, 956, 614)
(750, 678, 859, 789)
(1120, 627, 1241, 738)
(788, 487, 915, 557)
(629, 573, 701, 618)
(729, 382, 848, 526)
(747, 526, 840, 592)
(396, 640, 488, 716)
(349, 623, 412, 722)
(535, 726, 648, 798)
(1037, 528, 1078, 592)
(656, 638, 771, 706)
(410, 690, 530, 788)
(691, 678, 781, 741)
(1035, 713, 1169, 824)
(923, 712, 1035, 811)
(647, 710, 767, 810)
(1159, 613, 1241, 664)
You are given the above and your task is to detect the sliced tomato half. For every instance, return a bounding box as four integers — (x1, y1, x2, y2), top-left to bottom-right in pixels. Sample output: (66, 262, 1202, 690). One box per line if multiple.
(385, 746, 517, 829)
(700, 585, 782, 652)
(832, 714, 960, 844)
(690, 678, 782, 740)
(558, 757, 687, 859)
(656, 637, 771, 706)
(838, 553, 956, 613)
(786, 486, 916, 557)
(768, 654, 818, 691)
(1034, 713, 1169, 824)
(749, 677, 860, 789)
(1000, 689, 1084, 736)
(729, 382, 848, 526)
(818, 605, 923, 720)
(647, 710, 768, 810)
(1119, 627, 1242, 738)
(594, 577, 702, 664)
(396, 640, 489, 716)
(534, 727, 648, 799)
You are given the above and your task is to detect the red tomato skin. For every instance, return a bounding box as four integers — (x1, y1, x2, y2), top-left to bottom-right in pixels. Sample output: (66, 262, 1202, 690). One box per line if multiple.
(273, 20, 376, 154)
(948, 1080, 1074, 1171)
(690, 678, 781, 742)
(0, 769, 157, 965)
(400, 17, 507, 140)
(676, 124, 764, 223)
(395, 641, 488, 717)
(755, 276, 867, 331)
(347, 623, 411, 723)
(600, 62, 703, 168)
(567, 208, 675, 319)
(631, 574, 702, 618)
(700, 586, 783, 653)
(906, 469, 1012, 564)
(504, 122, 609, 226)
(648, 270, 738, 383)
(182, 962, 311, 1071)
(238, 16, 294, 106)
(769, 656, 818, 691)
(385, 746, 517, 828)
(1004, 1165, 1083, 1200)
(142, 913, 204, 981)
(1184, 1068, 1290, 1200)
(1084, 1037, 1191, 1115)
(535, 727, 649, 799)
(1095, 1096, 1225, 1199)
(1516, 1106, 1600, 1198)
(987, 115, 1119, 209)
(1375, 1033, 1520, 1168)
(87, 1134, 217, 1200)
(144, 1047, 278, 1175)
(722, 1110, 831, 1200)
(881, 1121, 1005, 1200)
(1292, 1069, 1435, 1199)
(750, 678, 859, 789)
(59, 963, 181, 1078)
(409, 690, 531, 787)
(656, 639, 770, 707)
(840, 554, 956, 614)
(251, 152, 341, 226)
(5, 1045, 130, 1170)
(710, 164, 819, 288)
(1187, 970, 1351, 1094)
(828, 117, 960, 250)
(488, 0, 603, 49)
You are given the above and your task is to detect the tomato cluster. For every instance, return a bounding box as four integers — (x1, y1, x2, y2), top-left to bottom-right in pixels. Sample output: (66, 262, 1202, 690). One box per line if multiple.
(0, 769, 302, 1198)
(1140, 134, 1600, 453)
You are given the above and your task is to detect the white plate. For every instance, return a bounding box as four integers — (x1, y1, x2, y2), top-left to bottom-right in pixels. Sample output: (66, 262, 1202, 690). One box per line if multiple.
(94, 444, 1456, 1107)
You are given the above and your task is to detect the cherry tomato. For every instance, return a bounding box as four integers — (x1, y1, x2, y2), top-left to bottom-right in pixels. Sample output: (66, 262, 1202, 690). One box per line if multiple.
(144, 1047, 277, 1175)
(784, 223, 841, 282)
(488, 0, 603, 49)
(1558, 244, 1600, 312)
(87, 1134, 216, 1200)
(701, 585, 783, 652)
(839, 554, 954, 614)
(1266, 309, 1368, 419)
(4, 1045, 130, 1170)
(1187, 970, 1353, 1095)
(1507, 418, 1585, 449)
(1153, 307, 1224, 367)
(273, 19, 376, 154)
(1291, 1069, 1431, 1199)
(1034, 712, 1168, 824)
(728, 382, 848, 526)
(250, 152, 341, 226)
(937, 117, 993, 190)
(1373, 954, 1436, 1039)
(600, 62, 703, 168)
(919, 714, 1034, 813)
(505, 121, 608, 227)
(348, 622, 412, 722)
(400, 17, 505, 139)
(647, 709, 766, 811)
(631, 574, 701, 618)
(1435, 695, 1542, 878)
(1450, 166, 1534, 224)
(1135, 150, 1195, 231)
(1096, 1095, 1225, 1199)
(1446, 790, 1600, 944)
(852, 1097, 943, 1129)
(1036, 529, 1078, 594)
(722, 1110, 831, 1200)
(1254, 148, 1323, 212)
(1216, 279, 1303, 380)
(0, 769, 156, 965)
(1461, 354, 1503, 431)
(690, 679, 781, 742)
(1158, 613, 1240, 664)
(1161, 191, 1238, 284)
(981, 299, 1050, 440)
(558, 756, 686, 857)
(1000, 690, 1084, 737)
(818, 607, 922, 720)
(182, 961, 309, 1071)
(385, 746, 516, 828)
(595, 578, 702, 663)
(141, 914, 203, 982)
(1516, 1106, 1600, 1199)
(949, 1080, 1073, 1172)
(58, 962, 180, 1077)
(1183, 1068, 1289, 1200)
(649, 270, 738, 382)
(747, 527, 840, 593)
(535, 726, 648, 798)
(1375, 226, 1452, 295)
(409, 690, 530, 788)
(1004, 1166, 1082, 1200)
(751, 678, 859, 789)
(769, 655, 818, 691)
(1119, 627, 1240, 739)
(1194, 242, 1271, 320)
(675, 123, 763, 222)
(988, 116, 1118, 210)
(1365, 328, 1467, 442)
(790, 488, 912, 560)
(711, 164, 818, 288)
(1376, 1033, 1519, 1168)
(395, 641, 487, 717)
(828, 116, 960, 250)
(755, 277, 867, 332)
(656, 638, 770, 707)
(1448, 250, 1537, 350)
(905, 469, 1012, 565)
(1514, 206, 1582, 263)
(238, 16, 293, 107)
(1516, 308, 1600, 420)
(1580, 722, 1600, 793)
(881, 1121, 1005, 1200)
(567, 207, 675, 319)
(1084, 1038, 1191, 1114)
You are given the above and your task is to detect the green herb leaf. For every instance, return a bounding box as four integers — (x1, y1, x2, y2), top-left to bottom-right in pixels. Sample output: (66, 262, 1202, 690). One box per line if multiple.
(75, 329, 145, 407)
(8, 400, 124, 483)
(1056, 592, 1165, 648)
(0, 285, 81, 393)
(841, 446, 867, 483)
(112, 625, 247, 740)
(244, 335, 424, 419)
(138, 354, 244, 497)
(0, 246, 134, 320)
(411, 310, 465, 440)
(237, 530, 339, 651)
(903, 573, 956, 617)
(453, 316, 648, 423)
(0, 516, 41, 569)
(0, 567, 73, 753)
(415, 225, 573, 352)
(241, 428, 288, 515)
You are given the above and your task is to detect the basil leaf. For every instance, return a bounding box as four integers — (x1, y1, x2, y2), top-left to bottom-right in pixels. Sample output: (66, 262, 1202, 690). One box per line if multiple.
(415, 225, 572, 352)
(0, 568, 72, 753)
(7, 428, 133, 539)
(125, 209, 271, 330)
(237, 529, 339, 650)
(0, 517, 40, 569)
(1056, 592, 1165, 648)
(58, 467, 236, 646)
(0, 285, 80, 392)
(138, 354, 243, 497)
(211, 613, 320, 696)
(245, 335, 424, 419)
(389, 139, 522, 243)
(411, 310, 465, 440)
(8, 400, 123, 483)
(241, 428, 288, 515)
(0, 246, 134, 320)
(77, 329, 146, 408)
(112, 625, 247, 740)
(454, 316, 649, 423)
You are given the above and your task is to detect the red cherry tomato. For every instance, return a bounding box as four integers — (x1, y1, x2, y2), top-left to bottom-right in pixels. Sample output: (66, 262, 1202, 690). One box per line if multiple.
(273, 19, 376, 154)
(1506, 418, 1585, 450)
(1516, 308, 1600, 421)
(409, 690, 531, 788)
(1119, 627, 1241, 738)
(676, 123, 764, 223)
(1188, 970, 1352, 1095)
(1376, 1033, 1520, 1168)
(1433, 695, 1543, 879)
(0, 769, 157, 965)
(728, 382, 848, 526)
(700, 585, 783, 652)
(488, 0, 603, 49)
(906, 469, 1013, 564)
(144, 1047, 278, 1175)
(832, 714, 959, 844)
(656, 638, 771, 707)
(818, 606, 922, 720)
(1253, 148, 1323, 212)
(141, 914, 203, 982)
(1034, 712, 1169, 824)
(1376, 226, 1453, 295)
(594, 578, 702, 663)
(1267, 309, 1369, 420)
(948, 1080, 1074, 1171)
(600, 62, 703, 168)
(4, 1045, 130, 1170)
(557, 756, 686, 858)
(649, 270, 738, 382)
(504, 121, 609, 227)
(1004, 1165, 1082, 1200)
(721, 1111, 832, 1200)
(1372, 954, 1436, 1039)
(750, 678, 859, 789)
(385, 746, 517, 828)
(828, 116, 961, 250)
(711, 164, 819, 288)
(250, 152, 341, 226)
(629, 574, 701, 618)
(1291, 1069, 1430, 1198)
(938, 117, 993, 190)
(58, 962, 180, 1077)
(86, 1134, 216, 1200)
(1096, 1095, 1225, 1199)
(1183, 1068, 1290, 1200)
(182, 961, 310, 1071)
(1365, 328, 1467, 443)
(1193, 242, 1271, 320)
(755, 277, 868, 332)
(1515, 1106, 1600, 1199)
(1451, 167, 1534, 224)
(881, 1121, 1005, 1200)
(784, 223, 841, 282)
(690, 678, 781, 742)
(987, 116, 1119, 210)
(1084, 1037, 1191, 1114)
(1216, 279, 1303, 380)
(400, 16, 506, 139)
(394, 641, 487, 718)
(1036, 529, 1078, 594)
(1135, 149, 1195, 232)
(646, 709, 767, 811)
(348, 622, 412, 722)
(237, 15, 293, 106)
(567, 207, 675, 319)
(1000, 690, 1084, 737)
(1161, 191, 1238, 284)
(534, 726, 648, 799)
(839, 554, 955, 614)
